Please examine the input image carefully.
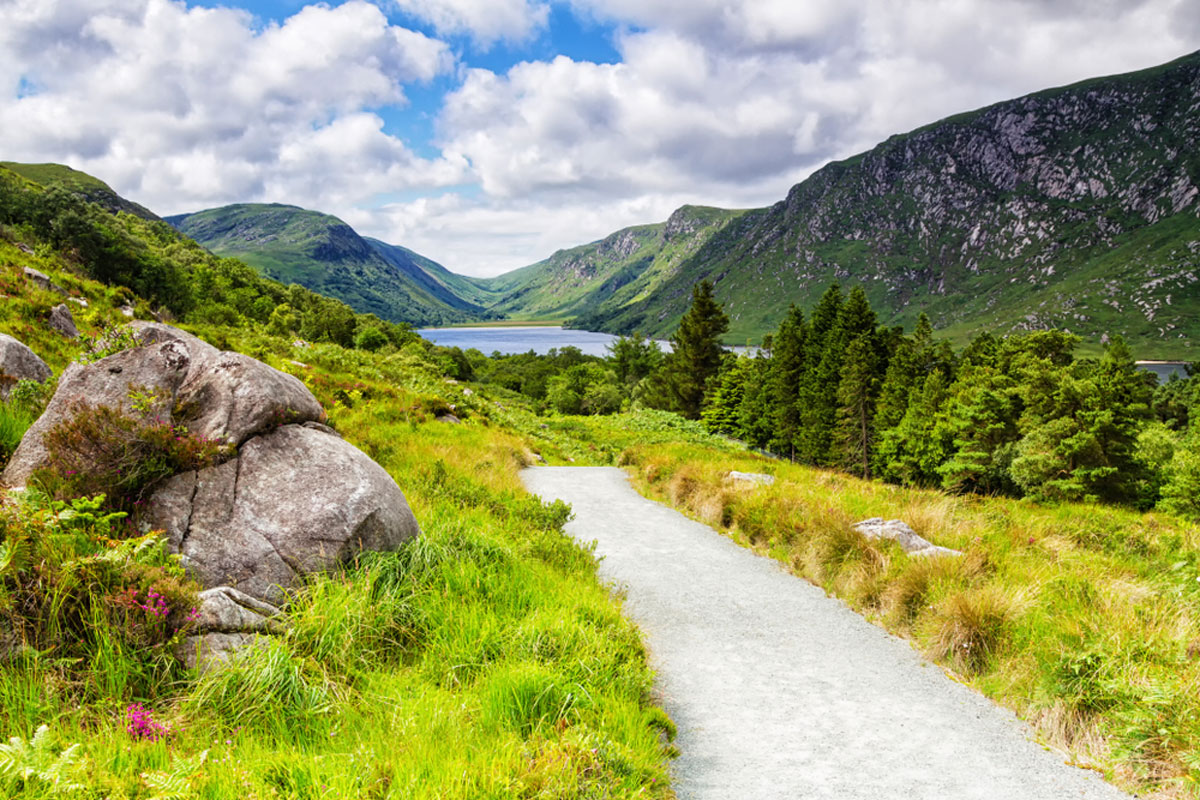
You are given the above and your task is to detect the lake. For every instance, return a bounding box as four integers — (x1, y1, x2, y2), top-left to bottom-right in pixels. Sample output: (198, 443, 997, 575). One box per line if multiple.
(417, 326, 635, 357)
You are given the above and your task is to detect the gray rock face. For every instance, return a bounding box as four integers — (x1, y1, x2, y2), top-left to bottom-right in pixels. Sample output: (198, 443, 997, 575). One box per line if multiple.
(0, 334, 51, 400)
(145, 422, 420, 605)
(48, 304, 77, 338)
(853, 518, 962, 558)
(3, 337, 196, 486)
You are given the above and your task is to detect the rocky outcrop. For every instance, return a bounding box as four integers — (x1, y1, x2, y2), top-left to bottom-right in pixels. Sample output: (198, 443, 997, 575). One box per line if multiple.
(853, 518, 961, 558)
(48, 304, 77, 338)
(0, 334, 51, 401)
(2, 323, 420, 669)
(3, 322, 324, 486)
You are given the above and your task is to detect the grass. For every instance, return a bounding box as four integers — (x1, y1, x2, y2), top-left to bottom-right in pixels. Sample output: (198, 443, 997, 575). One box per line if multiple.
(0, 270, 677, 797)
(605, 438, 1200, 798)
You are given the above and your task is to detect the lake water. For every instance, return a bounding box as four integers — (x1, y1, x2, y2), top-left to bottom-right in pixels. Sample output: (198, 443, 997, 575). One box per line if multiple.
(417, 326, 632, 357)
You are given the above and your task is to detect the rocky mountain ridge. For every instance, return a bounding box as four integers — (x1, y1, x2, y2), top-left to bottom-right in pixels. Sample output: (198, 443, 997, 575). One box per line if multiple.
(555, 51, 1200, 353)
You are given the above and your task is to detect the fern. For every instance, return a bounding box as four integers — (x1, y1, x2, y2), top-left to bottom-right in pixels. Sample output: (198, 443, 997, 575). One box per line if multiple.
(142, 749, 208, 800)
(0, 724, 86, 795)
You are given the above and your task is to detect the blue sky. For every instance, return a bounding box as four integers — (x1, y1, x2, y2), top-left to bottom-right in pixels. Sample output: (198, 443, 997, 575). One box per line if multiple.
(2, 0, 1199, 276)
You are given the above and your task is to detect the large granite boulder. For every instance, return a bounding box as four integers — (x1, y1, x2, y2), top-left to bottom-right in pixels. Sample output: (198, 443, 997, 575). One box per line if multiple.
(143, 421, 420, 604)
(0, 334, 51, 401)
(2, 323, 420, 669)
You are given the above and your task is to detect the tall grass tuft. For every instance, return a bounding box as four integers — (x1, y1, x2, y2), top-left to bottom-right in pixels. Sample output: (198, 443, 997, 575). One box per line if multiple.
(928, 588, 1013, 674)
(185, 637, 347, 739)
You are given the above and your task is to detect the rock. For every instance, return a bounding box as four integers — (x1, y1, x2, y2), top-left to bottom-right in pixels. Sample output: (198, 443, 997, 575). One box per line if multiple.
(179, 586, 283, 670)
(4, 337, 195, 486)
(143, 422, 419, 605)
(436, 413, 461, 424)
(176, 632, 263, 672)
(728, 471, 775, 486)
(3, 324, 327, 486)
(462, 388, 474, 397)
(4, 322, 421, 666)
(191, 586, 282, 634)
(16, 243, 33, 255)
(23, 267, 51, 289)
(0, 334, 51, 400)
(852, 518, 962, 557)
(120, 305, 135, 318)
(175, 350, 324, 446)
(68, 297, 88, 308)
(48, 304, 78, 338)
(23, 267, 66, 295)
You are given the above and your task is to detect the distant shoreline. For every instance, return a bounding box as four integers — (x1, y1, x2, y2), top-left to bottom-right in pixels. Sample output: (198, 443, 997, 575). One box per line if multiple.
(432, 319, 566, 329)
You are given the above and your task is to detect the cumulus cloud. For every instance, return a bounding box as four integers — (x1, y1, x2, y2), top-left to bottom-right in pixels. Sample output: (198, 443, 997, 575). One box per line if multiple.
(390, 0, 550, 45)
(2, 0, 1198, 279)
(0, 0, 461, 214)
(420, 0, 1200, 274)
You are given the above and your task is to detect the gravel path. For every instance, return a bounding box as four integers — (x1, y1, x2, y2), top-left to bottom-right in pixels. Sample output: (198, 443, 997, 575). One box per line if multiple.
(521, 466, 1132, 800)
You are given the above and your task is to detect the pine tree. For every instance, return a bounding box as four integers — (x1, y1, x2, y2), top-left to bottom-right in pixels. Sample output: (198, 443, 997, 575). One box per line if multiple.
(652, 280, 730, 419)
(702, 354, 751, 435)
(834, 334, 880, 478)
(798, 285, 876, 466)
(794, 284, 844, 464)
(767, 304, 807, 456)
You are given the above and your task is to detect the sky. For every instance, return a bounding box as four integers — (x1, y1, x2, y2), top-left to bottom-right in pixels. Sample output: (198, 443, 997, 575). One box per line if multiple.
(2, 1, 1199, 278)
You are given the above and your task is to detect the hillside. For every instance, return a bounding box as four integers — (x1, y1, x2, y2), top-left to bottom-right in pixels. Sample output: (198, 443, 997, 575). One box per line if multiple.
(478, 205, 746, 321)
(499, 51, 1200, 356)
(168, 203, 495, 327)
(0, 161, 160, 221)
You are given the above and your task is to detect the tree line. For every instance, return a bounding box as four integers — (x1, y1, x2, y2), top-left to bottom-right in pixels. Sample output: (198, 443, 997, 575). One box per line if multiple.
(652, 280, 1200, 515)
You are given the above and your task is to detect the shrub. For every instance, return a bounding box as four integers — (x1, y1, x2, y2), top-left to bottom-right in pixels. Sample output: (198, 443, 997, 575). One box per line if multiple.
(0, 492, 200, 698)
(31, 388, 231, 514)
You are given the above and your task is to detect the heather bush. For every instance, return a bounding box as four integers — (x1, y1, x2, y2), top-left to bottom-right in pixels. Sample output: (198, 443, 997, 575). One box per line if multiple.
(31, 387, 231, 515)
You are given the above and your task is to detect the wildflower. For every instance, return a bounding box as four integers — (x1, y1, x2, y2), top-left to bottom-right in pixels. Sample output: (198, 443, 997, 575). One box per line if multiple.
(125, 703, 171, 741)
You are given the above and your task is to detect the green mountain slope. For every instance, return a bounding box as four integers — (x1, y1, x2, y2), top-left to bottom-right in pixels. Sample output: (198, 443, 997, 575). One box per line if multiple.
(500, 51, 1200, 357)
(0, 161, 160, 221)
(477, 205, 746, 321)
(168, 204, 493, 327)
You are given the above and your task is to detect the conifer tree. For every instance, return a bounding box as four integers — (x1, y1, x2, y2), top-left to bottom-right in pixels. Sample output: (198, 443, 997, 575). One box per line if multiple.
(767, 304, 807, 456)
(794, 284, 844, 464)
(834, 334, 880, 478)
(652, 280, 730, 419)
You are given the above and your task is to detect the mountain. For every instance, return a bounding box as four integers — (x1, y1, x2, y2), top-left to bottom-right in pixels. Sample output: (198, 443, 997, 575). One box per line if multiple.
(0, 161, 160, 221)
(168, 204, 495, 327)
(493, 51, 1200, 356)
(478, 205, 745, 321)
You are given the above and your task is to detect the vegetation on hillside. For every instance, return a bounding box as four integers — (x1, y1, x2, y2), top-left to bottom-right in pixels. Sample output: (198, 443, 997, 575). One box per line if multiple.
(0, 174, 676, 798)
(169, 204, 497, 327)
(692, 282, 1200, 518)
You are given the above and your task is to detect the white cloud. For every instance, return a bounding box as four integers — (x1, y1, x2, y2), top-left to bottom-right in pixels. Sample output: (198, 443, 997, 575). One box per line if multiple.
(0, 0, 461, 214)
(422, 0, 1200, 274)
(390, 0, 549, 45)
(2, 0, 1199, 280)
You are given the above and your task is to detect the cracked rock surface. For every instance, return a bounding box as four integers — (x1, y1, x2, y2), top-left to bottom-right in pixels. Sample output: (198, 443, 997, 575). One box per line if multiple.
(144, 421, 419, 605)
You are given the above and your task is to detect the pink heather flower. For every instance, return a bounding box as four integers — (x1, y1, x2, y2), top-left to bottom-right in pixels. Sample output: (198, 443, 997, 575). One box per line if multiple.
(125, 703, 171, 741)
